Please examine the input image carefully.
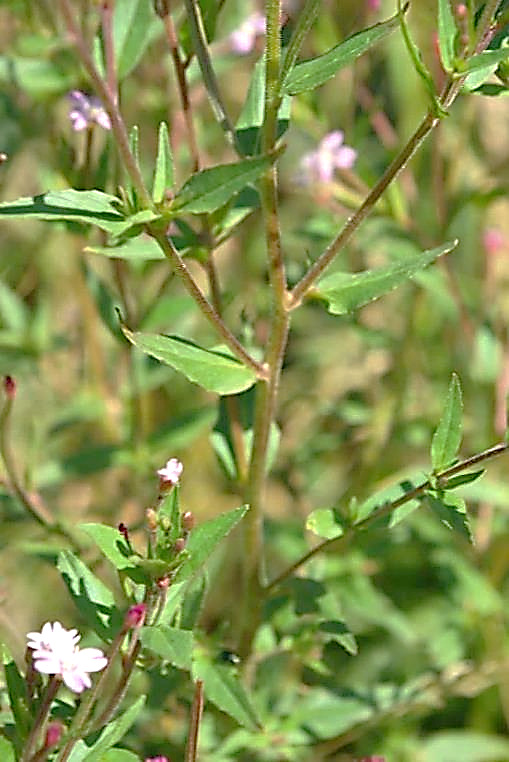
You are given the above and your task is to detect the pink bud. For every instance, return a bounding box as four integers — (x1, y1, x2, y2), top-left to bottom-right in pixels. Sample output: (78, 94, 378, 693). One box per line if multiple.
(174, 537, 186, 553)
(45, 722, 63, 749)
(124, 603, 146, 629)
(4, 375, 16, 399)
(455, 3, 467, 19)
(182, 511, 195, 532)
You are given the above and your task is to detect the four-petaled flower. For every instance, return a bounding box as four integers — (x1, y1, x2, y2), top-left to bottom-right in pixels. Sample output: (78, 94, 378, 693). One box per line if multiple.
(229, 11, 266, 54)
(27, 621, 107, 694)
(67, 90, 111, 132)
(157, 458, 183, 486)
(299, 130, 357, 184)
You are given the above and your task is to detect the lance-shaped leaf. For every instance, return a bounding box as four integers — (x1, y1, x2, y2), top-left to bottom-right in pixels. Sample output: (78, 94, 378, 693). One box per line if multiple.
(172, 155, 273, 214)
(431, 372, 463, 471)
(80, 696, 146, 762)
(315, 240, 457, 315)
(437, 0, 457, 73)
(140, 625, 193, 670)
(0, 190, 131, 235)
(112, 0, 159, 80)
(175, 505, 249, 583)
(192, 648, 260, 729)
(282, 12, 400, 95)
(122, 329, 257, 395)
(79, 523, 137, 572)
(153, 122, 174, 202)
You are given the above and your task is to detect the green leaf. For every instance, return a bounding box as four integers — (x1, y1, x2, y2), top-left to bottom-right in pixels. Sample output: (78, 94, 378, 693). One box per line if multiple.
(175, 505, 248, 583)
(81, 696, 145, 762)
(96, 751, 140, 762)
(153, 122, 174, 202)
(444, 469, 484, 490)
(0, 190, 127, 235)
(318, 620, 358, 656)
(140, 624, 193, 670)
(462, 48, 509, 74)
(79, 523, 136, 571)
(306, 507, 345, 539)
(292, 687, 372, 737)
(437, 0, 456, 73)
(423, 731, 509, 762)
(426, 494, 472, 542)
(122, 329, 257, 395)
(282, 12, 400, 95)
(112, 0, 159, 80)
(172, 155, 273, 214)
(2, 644, 31, 742)
(57, 551, 118, 639)
(192, 648, 260, 729)
(431, 372, 463, 471)
(0, 738, 15, 762)
(0, 56, 73, 96)
(316, 241, 457, 315)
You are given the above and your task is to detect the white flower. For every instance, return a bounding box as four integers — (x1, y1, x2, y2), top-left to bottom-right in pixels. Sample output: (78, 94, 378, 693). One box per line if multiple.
(27, 622, 107, 694)
(299, 130, 357, 184)
(157, 458, 183, 485)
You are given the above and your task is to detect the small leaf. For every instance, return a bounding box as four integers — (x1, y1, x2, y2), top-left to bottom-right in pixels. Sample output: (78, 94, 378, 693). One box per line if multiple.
(0, 190, 127, 235)
(172, 155, 273, 214)
(175, 505, 248, 583)
(282, 12, 400, 95)
(140, 625, 193, 670)
(318, 620, 358, 655)
(79, 523, 136, 571)
(444, 469, 484, 490)
(153, 122, 174, 202)
(316, 241, 457, 315)
(306, 507, 345, 539)
(431, 372, 463, 471)
(192, 648, 260, 729)
(437, 0, 457, 73)
(112, 0, 159, 79)
(80, 696, 145, 762)
(122, 329, 257, 395)
(426, 494, 473, 542)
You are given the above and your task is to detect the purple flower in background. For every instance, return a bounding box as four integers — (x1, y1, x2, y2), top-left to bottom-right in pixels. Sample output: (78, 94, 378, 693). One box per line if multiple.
(299, 131, 357, 184)
(68, 90, 111, 131)
(229, 11, 266, 54)
(27, 621, 107, 693)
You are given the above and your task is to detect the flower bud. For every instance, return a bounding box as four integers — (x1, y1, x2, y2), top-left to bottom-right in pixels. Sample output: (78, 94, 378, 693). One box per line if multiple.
(156, 458, 183, 490)
(146, 508, 158, 530)
(45, 722, 63, 749)
(118, 522, 130, 542)
(174, 537, 186, 553)
(182, 511, 195, 532)
(124, 603, 146, 629)
(4, 375, 16, 399)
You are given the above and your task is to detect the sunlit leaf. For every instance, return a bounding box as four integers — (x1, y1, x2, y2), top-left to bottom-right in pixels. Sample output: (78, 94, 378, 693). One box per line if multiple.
(431, 372, 463, 471)
(153, 121, 174, 202)
(437, 0, 456, 72)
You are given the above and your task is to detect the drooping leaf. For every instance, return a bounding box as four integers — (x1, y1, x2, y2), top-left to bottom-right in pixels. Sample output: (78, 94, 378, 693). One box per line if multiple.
(282, 12, 400, 95)
(315, 241, 457, 315)
(431, 372, 463, 471)
(80, 696, 145, 762)
(175, 505, 249, 583)
(122, 329, 257, 395)
(172, 155, 273, 214)
(153, 122, 174, 202)
(140, 625, 193, 670)
(192, 648, 260, 729)
(57, 551, 118, 640)
(437, 0, 457, 73)
(426, 494, 473, 543)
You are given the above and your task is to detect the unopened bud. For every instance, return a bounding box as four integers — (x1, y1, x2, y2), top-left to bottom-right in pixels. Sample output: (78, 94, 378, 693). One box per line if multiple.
(124, 603, 146, 629)
(157, 576, 170, 589)
(182, 511, 195, 532)
(45, 722, 63, 749)
(118, 522, 130, 542)
(4, 375, 16, 399)
(146, 508, 158, 530)
(160, 516, 171, 532)
(455, 3, 467, 19)
(174, 537, 186, 553)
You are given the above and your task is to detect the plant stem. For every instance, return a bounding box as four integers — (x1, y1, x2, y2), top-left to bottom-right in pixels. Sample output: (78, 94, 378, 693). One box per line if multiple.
(57, 0, 153, 208)
(184, 679, 204, 762)
(280, 0, 320, 85)
(147, 226, 268, 379)
(238, 0, 290, 657)
(21, 676, 61, 762)
(265, 442, 509, 592)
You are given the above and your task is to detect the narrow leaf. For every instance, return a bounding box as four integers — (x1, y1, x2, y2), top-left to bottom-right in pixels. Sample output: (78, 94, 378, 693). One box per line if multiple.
(431, 372, 463, 471)
(175, 505, 248, 583)
(316, 241, 457, 315)
(172, 155, 273, 214)
(437, 0, 456, 73)
(122, 329, 257, 395)
(282, 12, 400, 95)
(79, 523, 136, 571)
(81, 696, 145, 762)
(0, 190, 127, 235)
(113, 0, 159, 79)
(153, 122, 174, 202)
(140, 625, 193, 670)
(192, 649, 260, 729)
(2, 645, 31, 741)
(427, 494, 472, 542)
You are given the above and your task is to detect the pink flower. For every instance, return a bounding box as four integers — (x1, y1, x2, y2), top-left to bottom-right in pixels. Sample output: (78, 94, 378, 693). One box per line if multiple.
(67, 90, 111, 131)
(124, 603, 147, 629)
(483, 227, 506, 256)
(299, 131, 357, 184)
(229, 12, 266, 54)
(27, 621, 107, 694)
(145, 757, 169, 762)
(157, 458, 183, 486)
